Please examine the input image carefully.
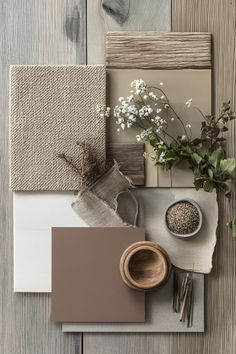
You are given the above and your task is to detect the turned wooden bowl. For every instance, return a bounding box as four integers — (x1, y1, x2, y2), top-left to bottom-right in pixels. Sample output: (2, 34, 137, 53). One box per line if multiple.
(120, 241, 171, 291)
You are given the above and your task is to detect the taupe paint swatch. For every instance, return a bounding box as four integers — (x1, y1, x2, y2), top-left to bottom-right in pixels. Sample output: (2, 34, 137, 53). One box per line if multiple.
(107, 69, 211, 187)
(51, 227, 145, 322)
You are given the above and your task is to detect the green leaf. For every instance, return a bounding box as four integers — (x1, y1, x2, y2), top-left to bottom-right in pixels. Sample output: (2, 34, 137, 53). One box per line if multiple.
(221, 126, 228, 132)
(192, 153, 203, 165)
(208, 169, 214, 179)
(192, 138, 202, 146)
(203, 179, 214, 192)
(227, 218, 236, 237)
(222, 179, 233, 197)
(164, 149, 178, 158)
(212, 127, 220, 137)
(209, 148, 224, 169)
(216, 137, 226, 142)
(229, 112, 236, 120)
(222, 100, 231, 112)
(149, 139, 157, 147)
(220, 158, 236, 174)
(193, 178, 203, 190)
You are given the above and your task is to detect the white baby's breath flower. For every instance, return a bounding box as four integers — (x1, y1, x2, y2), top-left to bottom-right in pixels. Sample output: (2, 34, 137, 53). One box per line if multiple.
(181, 135, 187, 141)
(156, 108, 162, 113)
(185, 98, 193, 108)
(186, 124, 192, 128)
(143, 95, 148, 100)
(136, 135, 141, 142)
(128, 114, 136, 123)
(171, 117, 175, 121)
(160, 95, 165, 100)
(139, 105, 152, 118)
(127, 95, 134, 102)
(160, 82, 164, 86)
(118, 97, 124, 102)
(159, 152, 165, 162)
(117, 128, 120, 133)
(149, 92, 158, 100)
(121, 123, 126, 130)
(131, 79, 147, 95)
(117, 117, 124, 124)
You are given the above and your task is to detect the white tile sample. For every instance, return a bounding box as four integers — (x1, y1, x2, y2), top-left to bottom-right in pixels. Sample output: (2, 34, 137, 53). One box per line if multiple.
(13, 192, 87, 292)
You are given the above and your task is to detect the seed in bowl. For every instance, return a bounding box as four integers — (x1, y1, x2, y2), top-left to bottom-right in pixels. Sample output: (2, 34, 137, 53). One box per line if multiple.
(166, 201, 200, 235)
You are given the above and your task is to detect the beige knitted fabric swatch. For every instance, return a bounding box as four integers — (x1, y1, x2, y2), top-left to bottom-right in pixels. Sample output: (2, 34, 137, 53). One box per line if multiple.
(9, 65, 106, 191)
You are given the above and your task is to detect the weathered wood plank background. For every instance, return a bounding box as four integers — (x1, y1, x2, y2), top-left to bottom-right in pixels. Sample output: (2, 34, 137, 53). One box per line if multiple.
(172, 2, 236, 354)
(0, 0, 235, 353)
(0, 0, 85, 353)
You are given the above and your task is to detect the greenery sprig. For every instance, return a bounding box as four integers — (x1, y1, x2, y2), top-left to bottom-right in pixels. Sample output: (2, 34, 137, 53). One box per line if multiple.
(98, 79, 236, 235)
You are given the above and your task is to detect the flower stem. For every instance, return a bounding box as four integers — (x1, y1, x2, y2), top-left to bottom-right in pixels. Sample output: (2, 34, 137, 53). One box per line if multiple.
(148, 86, 190, 140)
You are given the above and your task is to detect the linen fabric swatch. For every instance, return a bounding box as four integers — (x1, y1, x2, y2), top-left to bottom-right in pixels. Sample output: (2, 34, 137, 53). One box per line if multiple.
(72, 162, 138, 227)
(9, 65, 106, 191)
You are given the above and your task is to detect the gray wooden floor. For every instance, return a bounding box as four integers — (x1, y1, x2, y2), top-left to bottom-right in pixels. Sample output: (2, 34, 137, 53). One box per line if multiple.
(0, 1, 235, 353)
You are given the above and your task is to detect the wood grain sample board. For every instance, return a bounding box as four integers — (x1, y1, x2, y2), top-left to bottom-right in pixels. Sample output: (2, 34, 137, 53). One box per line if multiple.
(107, 143, 145, 185)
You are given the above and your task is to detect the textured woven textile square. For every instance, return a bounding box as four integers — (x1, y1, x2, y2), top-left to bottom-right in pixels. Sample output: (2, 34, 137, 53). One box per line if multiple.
(9, 65, 106, 190)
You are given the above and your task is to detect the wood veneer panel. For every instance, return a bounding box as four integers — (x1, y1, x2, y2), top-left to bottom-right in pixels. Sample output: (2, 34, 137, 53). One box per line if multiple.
(106, 31, 212, 69)
(107, 143, 145, 185)
(0, 0, 85, 353)
(171, 1, 236, 354)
